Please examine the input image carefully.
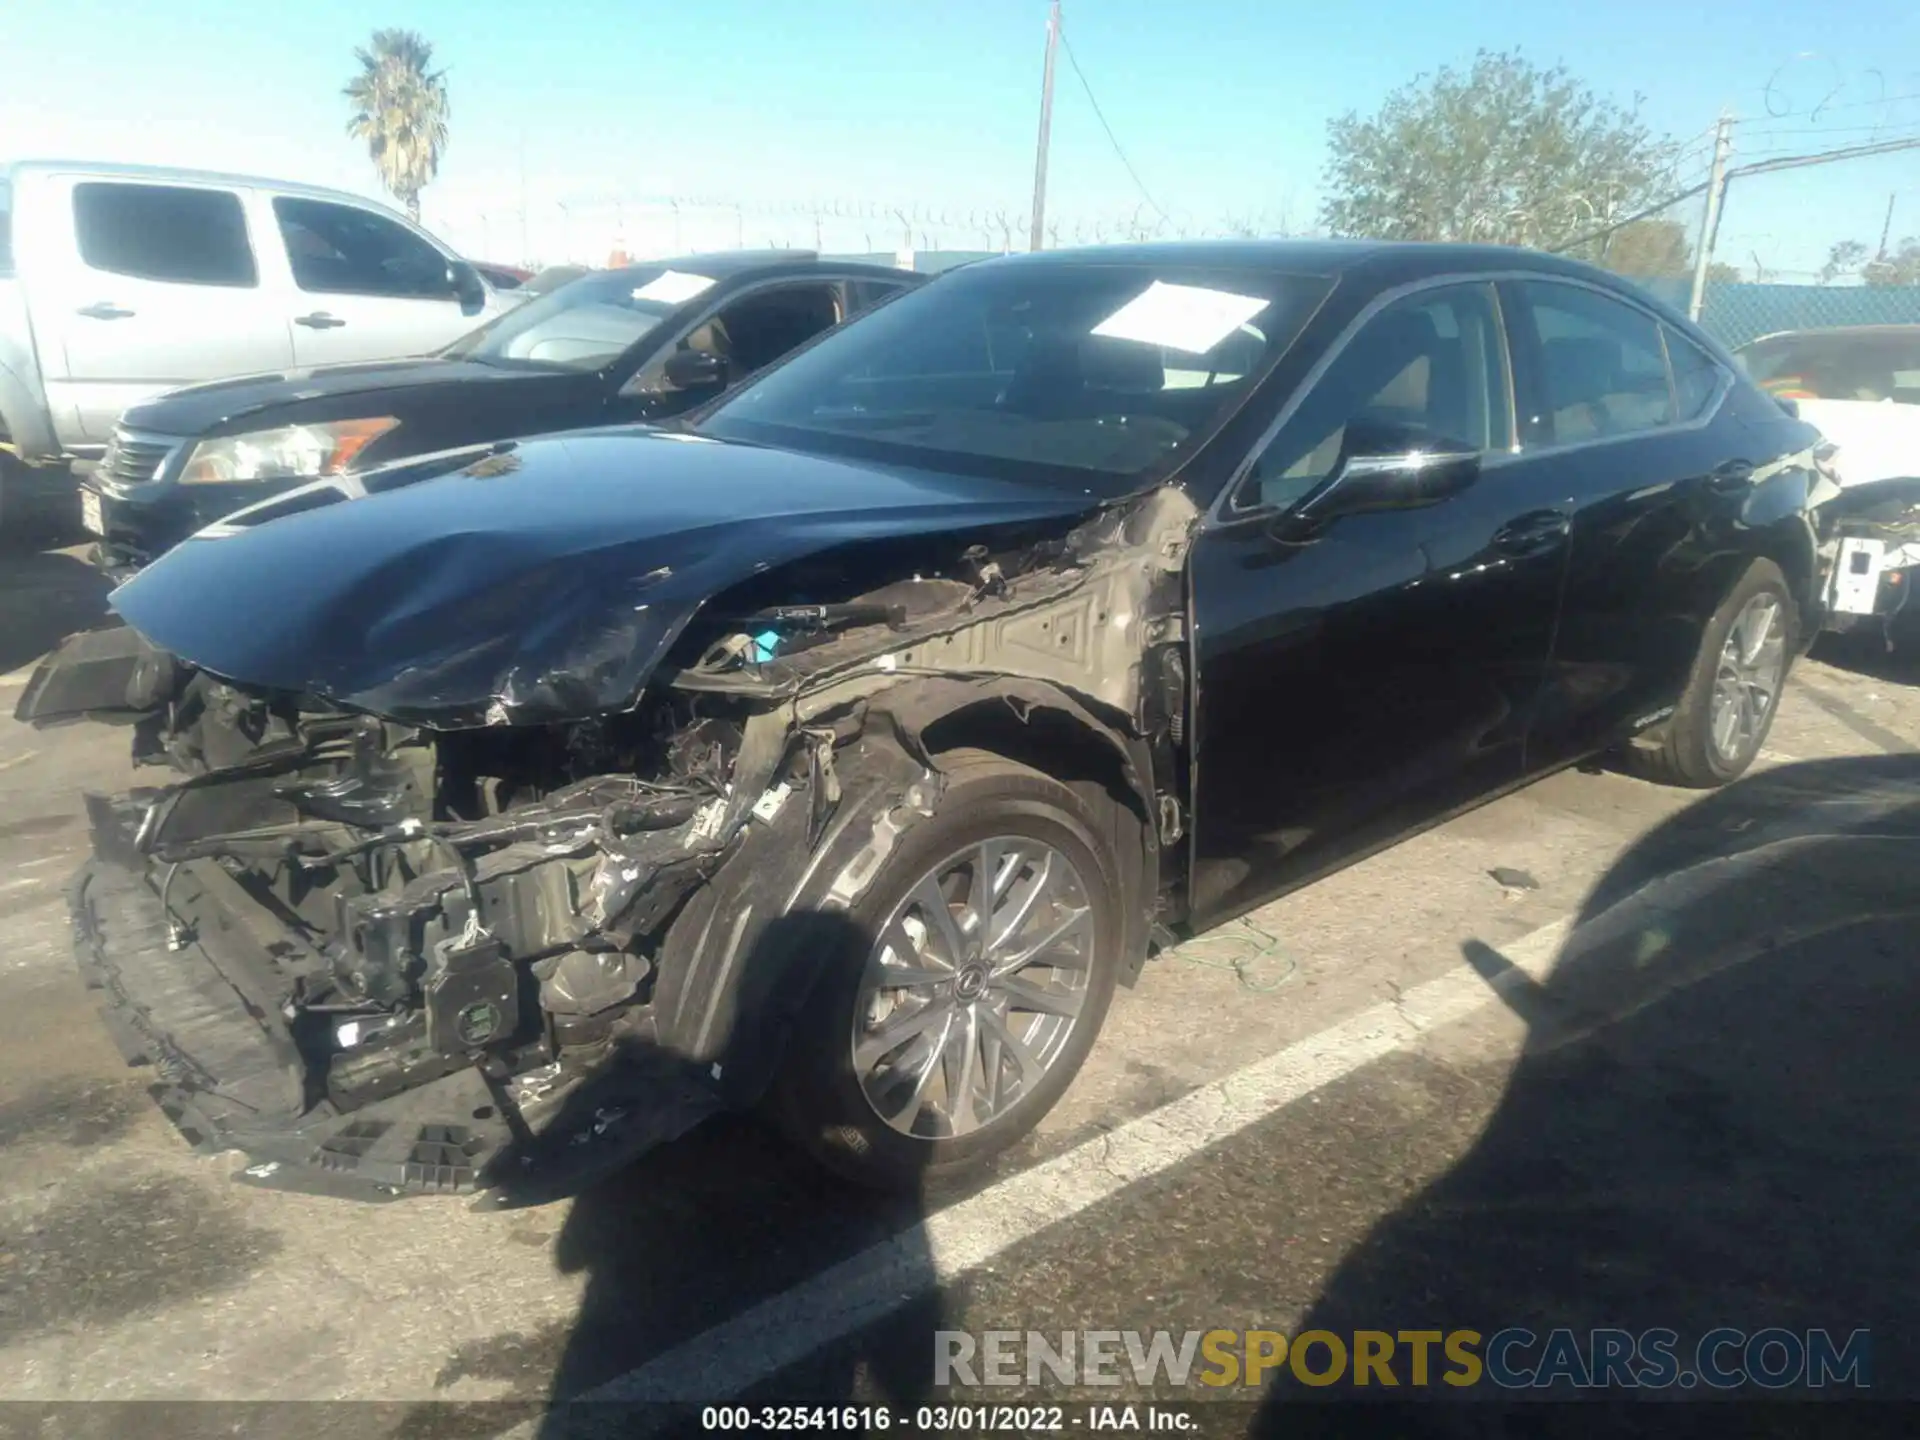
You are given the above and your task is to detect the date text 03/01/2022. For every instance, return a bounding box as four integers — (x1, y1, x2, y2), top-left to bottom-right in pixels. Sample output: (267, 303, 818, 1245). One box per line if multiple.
(700, 1404, 1194, 1431)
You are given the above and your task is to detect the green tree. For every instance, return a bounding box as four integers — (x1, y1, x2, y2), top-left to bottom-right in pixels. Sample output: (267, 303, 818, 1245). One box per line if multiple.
(1597, 219, 1741, 283)
(1821, 237, 1920, 286)
(1320, 50, 1675, 250)
(343, 29, 449, 223)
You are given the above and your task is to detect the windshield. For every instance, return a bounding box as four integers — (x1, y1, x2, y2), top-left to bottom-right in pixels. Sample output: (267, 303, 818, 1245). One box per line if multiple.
(443, 266, 715, 371)
(1736, 330, 1920, 405)
(696, 261, 1332, 492)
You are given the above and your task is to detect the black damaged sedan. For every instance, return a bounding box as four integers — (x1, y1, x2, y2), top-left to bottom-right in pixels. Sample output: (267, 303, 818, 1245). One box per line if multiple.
(20, 241, 1824, 1200)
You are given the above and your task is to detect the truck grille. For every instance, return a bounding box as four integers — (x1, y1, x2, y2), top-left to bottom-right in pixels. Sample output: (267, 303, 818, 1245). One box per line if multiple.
(102, 429, 183, 485)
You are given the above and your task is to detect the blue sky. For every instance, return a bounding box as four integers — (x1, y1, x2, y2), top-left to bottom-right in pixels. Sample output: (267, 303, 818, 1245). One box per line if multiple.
(6, 0, 1920, 276)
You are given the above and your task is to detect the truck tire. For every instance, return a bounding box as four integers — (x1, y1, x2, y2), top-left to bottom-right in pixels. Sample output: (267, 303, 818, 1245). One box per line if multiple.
(769, 748, 1124, 1188)
(1631, 559, 1795, 789)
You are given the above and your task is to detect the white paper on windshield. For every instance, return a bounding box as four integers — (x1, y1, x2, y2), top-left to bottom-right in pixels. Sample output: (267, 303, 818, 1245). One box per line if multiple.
(1091, 281, 1270, 356)
(632, 270, 717, 304)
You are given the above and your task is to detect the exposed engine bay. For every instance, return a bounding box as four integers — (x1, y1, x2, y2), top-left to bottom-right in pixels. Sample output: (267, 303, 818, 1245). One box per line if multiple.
(27, 489, 1191, 1201)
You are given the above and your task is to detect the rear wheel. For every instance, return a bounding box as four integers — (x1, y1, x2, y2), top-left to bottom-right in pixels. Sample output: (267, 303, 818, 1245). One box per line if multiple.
(1631, 559, 1794, 788)
(770, 749, 1124, 1188)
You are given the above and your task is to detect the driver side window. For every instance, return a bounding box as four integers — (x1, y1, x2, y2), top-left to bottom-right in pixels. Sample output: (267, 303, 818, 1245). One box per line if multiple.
(1241, 283, 1510, 512)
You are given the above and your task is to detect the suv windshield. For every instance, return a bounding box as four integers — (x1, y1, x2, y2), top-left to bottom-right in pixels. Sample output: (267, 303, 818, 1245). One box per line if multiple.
(1736, 329, 1920, 404)
(444, 266, 712, 371)
(697, 261, 1331, 492)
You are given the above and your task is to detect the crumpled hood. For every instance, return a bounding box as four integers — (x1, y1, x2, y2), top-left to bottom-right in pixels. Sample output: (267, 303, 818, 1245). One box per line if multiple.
(108, 427, 1099, 726)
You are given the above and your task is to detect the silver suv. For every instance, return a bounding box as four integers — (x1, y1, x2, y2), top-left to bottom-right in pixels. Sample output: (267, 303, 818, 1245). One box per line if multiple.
(0, 160, 512, 526)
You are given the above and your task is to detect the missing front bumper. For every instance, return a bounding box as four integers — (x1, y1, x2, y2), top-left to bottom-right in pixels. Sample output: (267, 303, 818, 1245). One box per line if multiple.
(69, 810, 721, 1204)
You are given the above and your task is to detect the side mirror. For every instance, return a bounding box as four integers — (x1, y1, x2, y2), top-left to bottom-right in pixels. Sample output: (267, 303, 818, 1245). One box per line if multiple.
(1290, 422, 1481, 529)
(449, 261, 487, 311)
(662, 346, 729, 393)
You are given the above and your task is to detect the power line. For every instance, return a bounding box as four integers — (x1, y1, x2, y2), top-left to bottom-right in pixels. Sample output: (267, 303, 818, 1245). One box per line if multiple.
(1056, 25, 1166, 222)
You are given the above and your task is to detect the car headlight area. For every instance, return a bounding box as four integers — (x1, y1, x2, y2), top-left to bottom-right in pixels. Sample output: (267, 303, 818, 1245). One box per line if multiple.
(179, 417, 399, 485)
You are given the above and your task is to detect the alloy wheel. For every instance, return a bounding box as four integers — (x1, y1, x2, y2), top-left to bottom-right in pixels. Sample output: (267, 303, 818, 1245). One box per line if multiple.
(1710, 592, 1787, 766)
(852, 836, 1094, 1139)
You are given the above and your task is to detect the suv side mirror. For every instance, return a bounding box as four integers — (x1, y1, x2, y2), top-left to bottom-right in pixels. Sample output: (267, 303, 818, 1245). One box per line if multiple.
(662, 346, 729, 393)
(1291, 420, 1481, 528)
(449, 260, 487, 311)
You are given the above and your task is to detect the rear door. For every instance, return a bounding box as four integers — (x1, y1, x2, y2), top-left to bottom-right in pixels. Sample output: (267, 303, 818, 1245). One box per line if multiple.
(269, 195, 486, 366)
(1502, 278, 1760, 772)
(35, 177, 296, 442)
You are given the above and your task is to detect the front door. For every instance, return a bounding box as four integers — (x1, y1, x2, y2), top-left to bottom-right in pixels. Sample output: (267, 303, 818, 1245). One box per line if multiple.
(270, 196, 488, 367)
(616, 279, 852, 421)
(1186, 281, 1572, 929)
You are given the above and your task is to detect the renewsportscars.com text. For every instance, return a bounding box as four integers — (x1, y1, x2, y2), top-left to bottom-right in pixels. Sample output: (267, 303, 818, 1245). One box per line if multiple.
(934, 1326, 1872, 1391)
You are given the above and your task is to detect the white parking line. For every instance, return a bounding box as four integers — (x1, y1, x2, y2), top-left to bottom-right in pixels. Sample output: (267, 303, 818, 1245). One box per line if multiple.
(548, 917, 1571, 1413)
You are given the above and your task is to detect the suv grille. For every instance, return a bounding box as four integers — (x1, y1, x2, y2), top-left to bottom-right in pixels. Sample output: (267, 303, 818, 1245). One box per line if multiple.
(102, 429, 183, 485)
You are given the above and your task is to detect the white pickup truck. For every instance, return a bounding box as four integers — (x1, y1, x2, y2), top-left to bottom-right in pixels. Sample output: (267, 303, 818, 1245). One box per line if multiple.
(0, 160, 515, 530)
(1736, 324, 1920, 645)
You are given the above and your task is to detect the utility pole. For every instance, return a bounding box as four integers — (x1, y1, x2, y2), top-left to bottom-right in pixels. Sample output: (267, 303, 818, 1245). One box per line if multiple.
(518, 131, 530, 265)
(1879, 192, 1897, 258)
(1687, 113, 1734, 321)
(1028, 0, 1062, 252)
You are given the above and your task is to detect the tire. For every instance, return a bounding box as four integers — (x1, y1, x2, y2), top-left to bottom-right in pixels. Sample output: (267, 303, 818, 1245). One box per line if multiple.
(1631, 558, 1796, 789)
(769, 748, 1124, 1188)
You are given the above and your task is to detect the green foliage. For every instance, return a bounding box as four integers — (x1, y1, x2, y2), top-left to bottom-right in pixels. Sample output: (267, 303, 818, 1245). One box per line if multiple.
(343, 28, 449, 223)
(1821, 238, 1920, 287)
(1321, 50, 1676, 249)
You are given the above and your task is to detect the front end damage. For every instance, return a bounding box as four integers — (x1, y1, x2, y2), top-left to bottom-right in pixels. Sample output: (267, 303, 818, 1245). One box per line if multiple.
(22, 490, 1194, 1201)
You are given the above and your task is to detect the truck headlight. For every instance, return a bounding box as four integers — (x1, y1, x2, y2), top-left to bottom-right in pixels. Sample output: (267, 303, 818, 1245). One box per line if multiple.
(179, 418, 399, 485)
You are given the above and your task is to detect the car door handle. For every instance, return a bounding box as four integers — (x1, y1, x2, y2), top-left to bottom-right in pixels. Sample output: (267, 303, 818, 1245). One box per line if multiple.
(76, 302, 134, 319)
(1491, 509, 1571, 556)
(294, 311, 347, 329)
(1707, 459, 1754, 493)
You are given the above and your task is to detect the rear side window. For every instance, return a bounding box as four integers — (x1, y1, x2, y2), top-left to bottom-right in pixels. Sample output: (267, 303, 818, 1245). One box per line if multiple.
(274, 197, 454, 300)
(1665, 327, 1726, 422)
(1517, 282, 1673, 444)
(0, 177, 13, 277)
(73, 182, 257, 287)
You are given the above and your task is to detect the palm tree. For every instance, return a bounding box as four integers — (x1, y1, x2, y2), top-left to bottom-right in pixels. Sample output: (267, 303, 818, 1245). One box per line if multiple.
(342, 29, 449, 223)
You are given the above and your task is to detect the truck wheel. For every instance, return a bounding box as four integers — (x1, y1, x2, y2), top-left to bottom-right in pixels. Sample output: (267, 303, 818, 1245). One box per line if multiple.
(1632, 559, 1795, 789)
(770, 748, 1123, 1188)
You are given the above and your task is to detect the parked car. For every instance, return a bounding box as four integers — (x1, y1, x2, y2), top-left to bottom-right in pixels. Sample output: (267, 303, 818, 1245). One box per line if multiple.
(80, 252, 921, 570)
(18, 241, 1823, 1201)
(1736, 324, 1920, 644)
(0, 160, 516, 530)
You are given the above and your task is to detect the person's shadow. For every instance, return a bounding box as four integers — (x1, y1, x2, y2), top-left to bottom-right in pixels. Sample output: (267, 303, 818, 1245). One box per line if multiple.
(1253, 752, 1920, 1434)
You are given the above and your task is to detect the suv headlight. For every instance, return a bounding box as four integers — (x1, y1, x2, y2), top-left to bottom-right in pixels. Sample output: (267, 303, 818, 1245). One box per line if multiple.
(179, 418, 399, 485)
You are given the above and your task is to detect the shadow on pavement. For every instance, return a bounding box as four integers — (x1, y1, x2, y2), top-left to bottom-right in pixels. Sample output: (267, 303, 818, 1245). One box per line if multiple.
(0, 546, 114, 677)
(1807, 627, 1920, 688)
(1255, 752, 1920, 1431)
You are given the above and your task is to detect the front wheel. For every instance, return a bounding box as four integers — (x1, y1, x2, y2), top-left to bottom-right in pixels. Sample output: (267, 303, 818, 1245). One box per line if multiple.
(769, 749, 1124, 1188)
(1632, 559, 1795, 788)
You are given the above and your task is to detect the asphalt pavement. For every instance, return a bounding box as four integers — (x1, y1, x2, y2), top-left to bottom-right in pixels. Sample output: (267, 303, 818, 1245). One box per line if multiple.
(2, 518, 1917, 1437)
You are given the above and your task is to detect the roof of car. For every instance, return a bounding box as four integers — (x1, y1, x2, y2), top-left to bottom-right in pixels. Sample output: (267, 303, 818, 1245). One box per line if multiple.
(976, 238, 1629, 285)
(3, 158, 410, 213)
(602, 251, 921, 283)
(1740, 324, 1920, 344)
